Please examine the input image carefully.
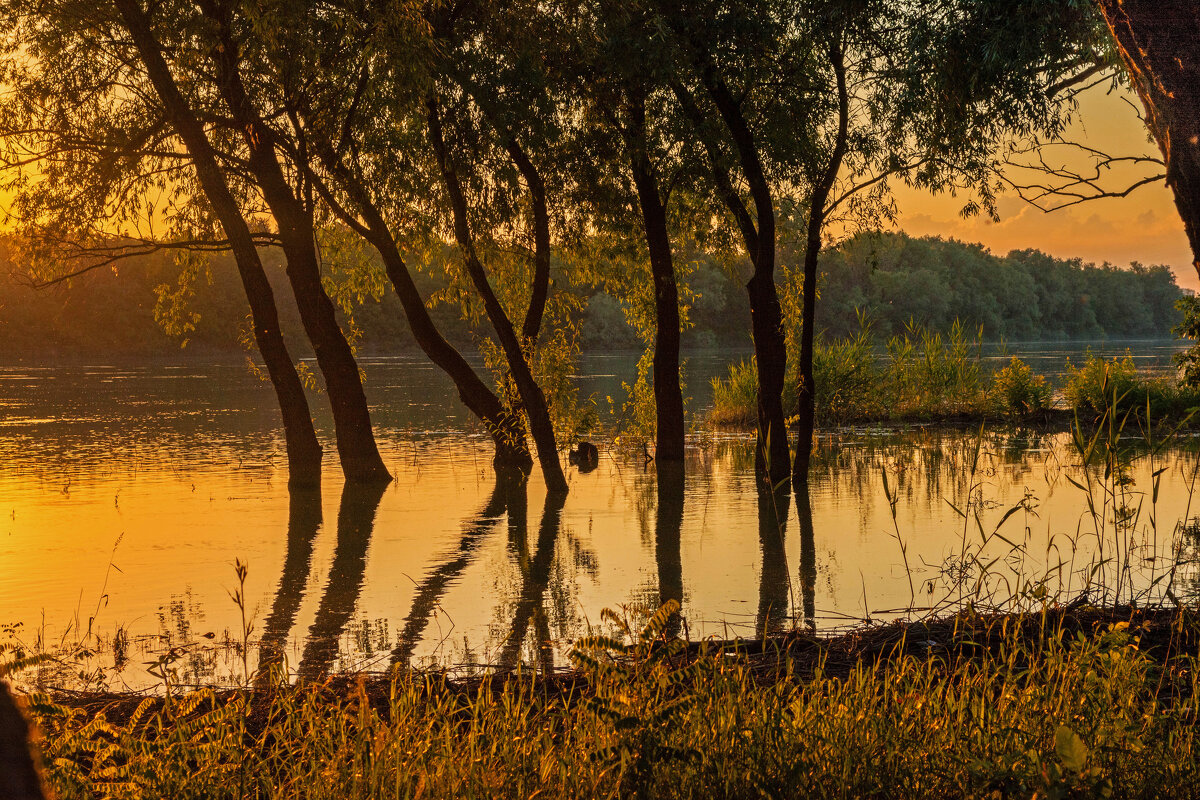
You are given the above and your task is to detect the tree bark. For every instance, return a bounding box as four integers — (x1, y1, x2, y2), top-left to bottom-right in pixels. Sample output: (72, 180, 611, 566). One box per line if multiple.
(1099, 0, 1200, 281)
(502, 138, 553, 345)
(426, 97, 569, 493)
(199, 0, 390, 484)
(114, 0, 322, 488)
(1096, 1, 1200, 279)
(793, 42, 848, 483)
(625, 96, 686, 464)
(700, 75, 790, 484)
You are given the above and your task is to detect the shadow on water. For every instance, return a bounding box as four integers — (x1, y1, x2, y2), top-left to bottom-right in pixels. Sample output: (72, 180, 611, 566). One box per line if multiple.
(499, 486, 566, 671)
(389, 470, 515, 668)
(295, 482, 387, 680)
(256, 489, 324, 681)
(655, 462, 685, 638)
(756, 480, 791, 636)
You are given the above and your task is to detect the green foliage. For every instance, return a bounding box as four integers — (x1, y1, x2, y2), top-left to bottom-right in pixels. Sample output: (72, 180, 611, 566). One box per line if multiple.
(810, 324, 881, 424)
(991, 356, 1052, 416)
(713, 320, 993, 425)
(1064, 352, 1200, 421)
(814, 232, 1183, 342)
(1173, 294, 1200, 387)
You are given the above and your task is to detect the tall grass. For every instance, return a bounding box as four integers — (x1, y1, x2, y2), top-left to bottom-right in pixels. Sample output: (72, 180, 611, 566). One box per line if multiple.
(15, 602, 1200, 799)
(708, 325, 1200, 428)
(709, 321, 996, 426)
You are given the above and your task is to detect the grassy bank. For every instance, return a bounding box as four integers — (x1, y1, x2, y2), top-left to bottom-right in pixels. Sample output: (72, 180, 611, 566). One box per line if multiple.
(709, 323, 1200, 428)
(11, 602, 1200, 799)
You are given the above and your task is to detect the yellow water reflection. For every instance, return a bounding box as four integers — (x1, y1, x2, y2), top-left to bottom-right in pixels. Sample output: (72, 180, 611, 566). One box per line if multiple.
(1, 417, 1198, 688)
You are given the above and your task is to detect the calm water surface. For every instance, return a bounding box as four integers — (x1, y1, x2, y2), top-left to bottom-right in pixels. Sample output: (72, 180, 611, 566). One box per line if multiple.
(0, 343, 1197, 689)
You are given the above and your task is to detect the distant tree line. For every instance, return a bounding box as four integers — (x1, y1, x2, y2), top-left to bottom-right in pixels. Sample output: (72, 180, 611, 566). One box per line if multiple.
(812, 232, 1184, 342)
(0, 230, 1182, 361)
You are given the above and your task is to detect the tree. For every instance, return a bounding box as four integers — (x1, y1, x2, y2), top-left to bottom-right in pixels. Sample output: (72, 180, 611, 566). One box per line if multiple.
(1095, 1, 1200, 279)
(0, 0, 325, 488)
(192, 0, 391, 484)
(559, 0, 695, 466)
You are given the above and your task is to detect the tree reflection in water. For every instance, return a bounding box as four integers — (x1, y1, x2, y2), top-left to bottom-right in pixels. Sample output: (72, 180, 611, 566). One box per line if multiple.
(756, 480, 791, 635)
(389, 471, 514, 667)
(256, 488, 323, 682)
(655, 462, 685, 638)
(499, 487, 566, 671)
(295, 482, 386, 680)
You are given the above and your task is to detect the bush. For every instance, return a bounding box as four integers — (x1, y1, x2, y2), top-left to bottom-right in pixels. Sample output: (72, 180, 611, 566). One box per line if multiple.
(991, 356, 1051, 416)
(1064, 351, 1200, 421)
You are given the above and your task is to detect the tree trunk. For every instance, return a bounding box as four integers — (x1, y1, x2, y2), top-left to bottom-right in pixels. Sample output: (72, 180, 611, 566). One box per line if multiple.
(626, 97, 686, 464)
(114, 0, 322, 488)
(200, 0, 390, 484)
(304, 136, 534, 470)
(1096, 1, 1200, 278)
(503, 138, 553, 345)
(426, 98, 568, 493)
(793, 42, 849, 483)
(702, 76, 790, 484)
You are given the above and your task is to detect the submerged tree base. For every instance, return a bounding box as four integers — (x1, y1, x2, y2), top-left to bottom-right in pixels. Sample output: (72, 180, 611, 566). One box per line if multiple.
(21, 603, 1200, 799)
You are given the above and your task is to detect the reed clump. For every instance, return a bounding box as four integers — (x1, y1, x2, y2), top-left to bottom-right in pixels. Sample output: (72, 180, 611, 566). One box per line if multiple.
(709, 323, 1200, 428)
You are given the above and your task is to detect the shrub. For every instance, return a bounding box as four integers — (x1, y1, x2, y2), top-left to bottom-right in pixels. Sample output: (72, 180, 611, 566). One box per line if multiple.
(991, 356, 1051, 416)
(1065, 351, 1200, 421)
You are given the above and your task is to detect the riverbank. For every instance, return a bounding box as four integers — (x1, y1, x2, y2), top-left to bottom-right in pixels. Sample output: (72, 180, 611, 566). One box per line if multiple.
(19, 602, 1200, 799)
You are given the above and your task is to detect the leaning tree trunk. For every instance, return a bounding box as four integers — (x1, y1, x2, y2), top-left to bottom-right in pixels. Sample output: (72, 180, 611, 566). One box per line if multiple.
(200, 0, 390, 484)
(115, 0, 323, 488)
(627, 97, 686, 464)
(1096, 0, 1200, 278)
(426, 98, 568, 493)
(303, 133, 534, 471)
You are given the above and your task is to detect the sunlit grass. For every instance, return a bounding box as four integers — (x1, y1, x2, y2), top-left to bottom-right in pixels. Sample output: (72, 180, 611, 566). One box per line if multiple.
(13, 602, 1199, 799)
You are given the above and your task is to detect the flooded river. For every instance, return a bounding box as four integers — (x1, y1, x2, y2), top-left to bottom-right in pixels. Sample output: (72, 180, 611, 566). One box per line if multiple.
(0, 343, 1197, 689)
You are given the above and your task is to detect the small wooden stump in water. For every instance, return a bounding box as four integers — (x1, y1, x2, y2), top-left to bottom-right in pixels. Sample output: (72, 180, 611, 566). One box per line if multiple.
(0, 680, 50, 800)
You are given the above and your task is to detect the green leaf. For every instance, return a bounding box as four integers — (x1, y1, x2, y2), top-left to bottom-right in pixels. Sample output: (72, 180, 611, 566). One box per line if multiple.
(1055, 725, 1088, 772)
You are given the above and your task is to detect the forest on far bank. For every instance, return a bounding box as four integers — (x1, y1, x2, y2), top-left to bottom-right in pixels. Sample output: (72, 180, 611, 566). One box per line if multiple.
(0, 229, 1186, 361)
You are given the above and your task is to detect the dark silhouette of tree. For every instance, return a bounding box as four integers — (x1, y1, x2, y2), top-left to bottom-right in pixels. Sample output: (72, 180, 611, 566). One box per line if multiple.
(1095, 1, 1200, 279)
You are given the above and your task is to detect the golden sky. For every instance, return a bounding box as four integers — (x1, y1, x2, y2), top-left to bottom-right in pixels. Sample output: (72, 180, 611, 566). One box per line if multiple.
(892, 84, 1197, 290)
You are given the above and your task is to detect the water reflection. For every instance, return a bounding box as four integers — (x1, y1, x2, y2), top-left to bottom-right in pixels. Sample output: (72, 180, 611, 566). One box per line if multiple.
(296, 483, 386, 680)
(796, 480, 817, 631)
(389, 474, 511, 667)
(499, 488, 566, 671)
(257, 489, 323, 678)
(6, 358, 1200, 688)
(756, 481, 791, 635)
(655, 463, 685, 638)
